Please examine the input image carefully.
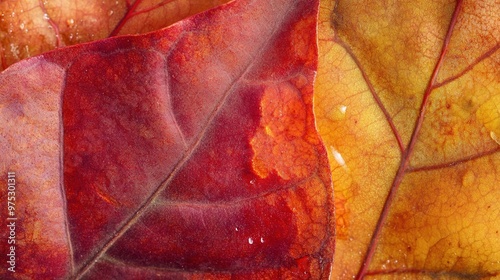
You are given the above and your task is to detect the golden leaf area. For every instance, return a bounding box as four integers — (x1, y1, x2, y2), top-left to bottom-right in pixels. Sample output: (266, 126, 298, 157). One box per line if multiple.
(1, 0, 499, 279)
(315, 0, 500, 279)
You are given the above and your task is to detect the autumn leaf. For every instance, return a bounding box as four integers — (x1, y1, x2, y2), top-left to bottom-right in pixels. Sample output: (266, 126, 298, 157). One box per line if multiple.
(316, 0, 499, 279)
(0, 0, 334, 279)
(0, 0, 230, 71)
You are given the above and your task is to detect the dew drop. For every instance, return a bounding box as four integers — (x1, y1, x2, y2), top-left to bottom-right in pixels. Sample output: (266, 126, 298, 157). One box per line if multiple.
(10, 43, 19, 59)
(108, 10, 114, 16)
(235, 227, 238, 232)
(339, 105, 347, 114)
(248, 237, 253, 245)
(491, 131, 500, 145)
(19, 22, 24, 30)
(43, 13, 49, 20)
(330, 146, 346, 167)
(260, 237, 264, 243)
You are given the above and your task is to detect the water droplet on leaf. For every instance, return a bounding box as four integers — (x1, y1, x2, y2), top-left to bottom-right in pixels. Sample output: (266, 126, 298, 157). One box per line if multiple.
(331, 146, 346, 167)
(339, 105, 347, 114)
(491, 131, 500, 145)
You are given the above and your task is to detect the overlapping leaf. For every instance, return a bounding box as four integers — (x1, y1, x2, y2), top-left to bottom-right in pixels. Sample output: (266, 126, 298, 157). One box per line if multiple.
(0, 0, 230, 71)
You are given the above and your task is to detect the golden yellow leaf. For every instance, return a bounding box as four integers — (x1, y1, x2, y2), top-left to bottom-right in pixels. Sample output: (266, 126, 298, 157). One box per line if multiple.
(315, 0, 500, 278)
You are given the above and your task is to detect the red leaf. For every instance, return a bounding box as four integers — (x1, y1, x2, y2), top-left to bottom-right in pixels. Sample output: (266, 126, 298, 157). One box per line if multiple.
(0, 0, 334, 279)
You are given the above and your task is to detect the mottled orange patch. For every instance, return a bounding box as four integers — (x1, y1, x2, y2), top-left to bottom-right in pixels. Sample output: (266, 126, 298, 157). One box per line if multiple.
(251, 81, 317, 181)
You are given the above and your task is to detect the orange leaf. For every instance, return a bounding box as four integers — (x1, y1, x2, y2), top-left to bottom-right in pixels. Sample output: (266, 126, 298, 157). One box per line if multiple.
(0, 0, 230, 71)
(316, 0, 499, 278)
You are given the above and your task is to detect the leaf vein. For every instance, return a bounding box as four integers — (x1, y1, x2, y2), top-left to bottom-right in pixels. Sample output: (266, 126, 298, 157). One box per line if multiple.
(73, 3, 297, 278)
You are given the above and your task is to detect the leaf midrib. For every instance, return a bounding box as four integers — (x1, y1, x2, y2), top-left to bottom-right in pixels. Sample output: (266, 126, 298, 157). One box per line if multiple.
(349, 0, 465, 278)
